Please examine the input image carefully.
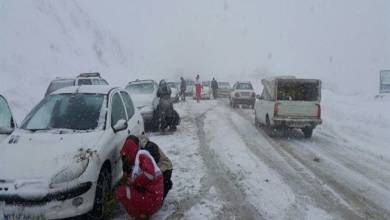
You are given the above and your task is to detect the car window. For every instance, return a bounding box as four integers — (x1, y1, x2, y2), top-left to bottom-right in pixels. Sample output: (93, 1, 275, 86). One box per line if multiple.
(111, 92, 127, 127)
(0, 96, 13, 133)
(100, 79, 109, 85)
(77, 79, 92, 85)
(92, 79, 100, 85)
(237, 83, 253, 90)
(21, 94, 105, 131)
(120, 91, 135, 119)
(46, 79, 75, 95)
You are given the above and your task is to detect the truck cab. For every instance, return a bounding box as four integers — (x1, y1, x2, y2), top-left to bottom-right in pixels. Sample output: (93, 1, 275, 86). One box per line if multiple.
(254, 76, 322, 138)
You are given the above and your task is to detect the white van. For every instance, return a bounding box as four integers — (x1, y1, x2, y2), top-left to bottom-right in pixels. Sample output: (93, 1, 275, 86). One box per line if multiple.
(254, 76, 322, 138)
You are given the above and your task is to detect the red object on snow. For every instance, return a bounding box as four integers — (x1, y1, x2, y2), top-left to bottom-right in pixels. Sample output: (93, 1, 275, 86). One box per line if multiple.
(195, 82, 202, 102)
(116, 139, 164, 218)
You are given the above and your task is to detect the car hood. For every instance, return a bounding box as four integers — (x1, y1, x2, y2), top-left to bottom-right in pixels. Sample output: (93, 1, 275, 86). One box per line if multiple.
(131, 94, 154, 108)
(0, 129, 104, 181)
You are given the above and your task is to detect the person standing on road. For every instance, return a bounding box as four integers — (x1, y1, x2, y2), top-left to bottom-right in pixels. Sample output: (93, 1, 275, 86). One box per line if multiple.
(211, 77, 218, 99)
(195, 74, 201, 103)
(140, 133, 173, 199)
(180, 77, 186, 101)
(116, 135, 164, 219)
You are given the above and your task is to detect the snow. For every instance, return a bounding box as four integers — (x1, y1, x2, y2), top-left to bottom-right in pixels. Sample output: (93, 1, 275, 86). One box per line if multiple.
(1, 1, 390, 219)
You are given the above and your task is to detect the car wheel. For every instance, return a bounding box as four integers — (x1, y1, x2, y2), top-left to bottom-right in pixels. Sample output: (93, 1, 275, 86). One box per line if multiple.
(254, 113, 259, 126)
(302, 127, 313, 138)
(88, 167, 111, 220)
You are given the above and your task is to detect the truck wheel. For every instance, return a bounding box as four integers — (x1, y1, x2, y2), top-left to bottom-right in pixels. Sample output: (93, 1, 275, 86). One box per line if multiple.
(254, 111, 259, 126)
(265, 115, 274, 137)
(88, 167, 111, 220)
(302, 127, 313, 138)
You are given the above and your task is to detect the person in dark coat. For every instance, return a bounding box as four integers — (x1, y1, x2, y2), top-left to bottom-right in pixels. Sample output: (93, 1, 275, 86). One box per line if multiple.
(180, 77, 186, 101)
(211, 77, 218, 99)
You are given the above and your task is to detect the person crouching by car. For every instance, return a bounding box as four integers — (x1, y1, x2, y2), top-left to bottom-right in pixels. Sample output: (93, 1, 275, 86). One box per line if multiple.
(116, 135, 164, 219)
(140, 133, 173, 199)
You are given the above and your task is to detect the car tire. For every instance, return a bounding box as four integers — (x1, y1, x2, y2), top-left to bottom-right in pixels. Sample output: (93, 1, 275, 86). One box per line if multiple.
(255, 113, 259, 127)
(302, 127, 313, 138)
(87, 167, 111, 220)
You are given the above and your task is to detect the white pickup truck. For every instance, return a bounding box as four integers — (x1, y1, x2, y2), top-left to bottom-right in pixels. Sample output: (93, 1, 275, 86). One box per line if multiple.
(254, 77, 322, 138)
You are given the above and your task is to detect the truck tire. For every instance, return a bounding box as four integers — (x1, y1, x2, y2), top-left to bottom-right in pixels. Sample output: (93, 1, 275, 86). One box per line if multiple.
(302, 127, 313, 138)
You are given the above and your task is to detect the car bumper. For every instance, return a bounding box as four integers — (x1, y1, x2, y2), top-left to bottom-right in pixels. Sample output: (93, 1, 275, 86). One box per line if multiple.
(141, 111, 154, 123)
(0, 182, 95, 219)
(232, 98, 255, 105)
(273, 118, 322, 128)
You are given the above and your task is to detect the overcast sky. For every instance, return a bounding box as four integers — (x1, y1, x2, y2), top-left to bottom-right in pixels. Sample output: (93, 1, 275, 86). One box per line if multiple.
(80, 0, 389, 93)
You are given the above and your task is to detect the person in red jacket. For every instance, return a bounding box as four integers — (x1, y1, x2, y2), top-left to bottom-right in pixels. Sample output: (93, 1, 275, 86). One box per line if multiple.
(116, 135, 164, 219)
(195, 74, 202, 103)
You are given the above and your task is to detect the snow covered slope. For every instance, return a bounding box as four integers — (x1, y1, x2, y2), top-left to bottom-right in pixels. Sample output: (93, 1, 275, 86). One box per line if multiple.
(0, 0, 130, 121)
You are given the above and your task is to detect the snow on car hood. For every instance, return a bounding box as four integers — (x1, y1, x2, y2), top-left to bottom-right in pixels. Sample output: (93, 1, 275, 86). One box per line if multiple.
(0, 129, 104, 181)
(131, 94, 154, 108)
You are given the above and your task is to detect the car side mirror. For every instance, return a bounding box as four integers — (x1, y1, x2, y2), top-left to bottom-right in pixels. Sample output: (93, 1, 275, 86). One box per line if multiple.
(113, 119, 128, 133)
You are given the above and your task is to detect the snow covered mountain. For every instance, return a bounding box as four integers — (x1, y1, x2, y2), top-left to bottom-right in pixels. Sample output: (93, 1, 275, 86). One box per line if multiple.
(0, 0, 130, 121)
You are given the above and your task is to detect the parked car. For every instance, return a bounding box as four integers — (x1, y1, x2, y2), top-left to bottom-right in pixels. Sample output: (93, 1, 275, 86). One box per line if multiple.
(44, 72, 109, 96)
(230, 81, 256, 108)
(0, 85, 144, 219)
(125, 80, 159, 128)
(185, 79, 195, 96)
(167, 82, 180, 103)
(193, 81, 212, 99)
(0, 95, 16, 143)
(217, 82, 232, 98)
(254, 76, 322, 138)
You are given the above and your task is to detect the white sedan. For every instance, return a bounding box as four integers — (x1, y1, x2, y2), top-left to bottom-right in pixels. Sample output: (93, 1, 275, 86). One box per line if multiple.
(0, 86, 144, 219)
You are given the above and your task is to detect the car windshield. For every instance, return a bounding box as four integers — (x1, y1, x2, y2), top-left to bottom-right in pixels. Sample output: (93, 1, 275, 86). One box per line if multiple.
(126, 83, 154, 94)
(237, 83, 253, 90)
(47, 79, 75, 95)
(21, 94, 106, 131)
(0, 97, 13, 134)
(218, 82, 231, 88)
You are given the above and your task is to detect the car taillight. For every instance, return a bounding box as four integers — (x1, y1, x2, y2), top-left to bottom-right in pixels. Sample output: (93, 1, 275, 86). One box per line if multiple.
(235, 93, 240, 97)
(317, 104, 321, 118)
(274, 103, 280, 116)
(252, 92, 255, 98)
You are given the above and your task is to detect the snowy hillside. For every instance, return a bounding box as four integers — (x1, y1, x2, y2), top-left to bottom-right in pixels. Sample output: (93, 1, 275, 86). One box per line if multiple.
(0, 0, 130, 121)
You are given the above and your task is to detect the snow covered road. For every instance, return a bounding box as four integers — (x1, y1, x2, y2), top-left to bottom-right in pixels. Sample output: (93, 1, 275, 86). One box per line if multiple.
(115, 97, 390, 220)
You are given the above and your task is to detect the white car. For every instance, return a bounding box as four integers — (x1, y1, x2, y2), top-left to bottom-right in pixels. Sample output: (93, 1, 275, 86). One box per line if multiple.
(167, 82, 180, 103)
(230, 81, 256, 108)
(0, 95, 16, 143)
(0, 86, 144, 219)
(45, 72, 109, 97)
(125, 80, 159, 127)
(254, 77, 322, 138)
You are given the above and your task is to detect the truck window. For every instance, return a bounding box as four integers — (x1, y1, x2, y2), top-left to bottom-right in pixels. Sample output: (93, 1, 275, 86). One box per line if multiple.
(277, 81, 319, 101)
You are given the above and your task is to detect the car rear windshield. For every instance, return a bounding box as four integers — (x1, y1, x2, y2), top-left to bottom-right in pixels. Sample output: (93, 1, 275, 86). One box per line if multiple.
(218, 82, 231, 88)
(277, 80, 320, 101)
(237, 83, 253, 90)
(47, 79, 75, 95)
(126, 83, 154, 94)
(167, 82, 177, 89)
(21, 94, 105, 131)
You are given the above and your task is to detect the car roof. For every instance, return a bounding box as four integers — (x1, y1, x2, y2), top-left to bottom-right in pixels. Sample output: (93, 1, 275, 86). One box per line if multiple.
(127, 80, 155, 85)
(52, 85, 119, 95)
(237, 81, 252, 84)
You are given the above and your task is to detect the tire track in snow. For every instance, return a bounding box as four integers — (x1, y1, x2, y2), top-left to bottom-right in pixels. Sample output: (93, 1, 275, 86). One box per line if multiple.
(233, 105, 390, 220)
(194, 109, 265, 220)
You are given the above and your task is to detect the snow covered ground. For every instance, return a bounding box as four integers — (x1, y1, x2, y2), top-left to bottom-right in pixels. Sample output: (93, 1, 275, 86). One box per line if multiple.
(113, 94, 390, 220)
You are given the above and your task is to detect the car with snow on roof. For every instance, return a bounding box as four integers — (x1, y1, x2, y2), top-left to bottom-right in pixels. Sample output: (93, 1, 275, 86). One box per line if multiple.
(0, 85, 144, 219)
(230, 81, 256, 108)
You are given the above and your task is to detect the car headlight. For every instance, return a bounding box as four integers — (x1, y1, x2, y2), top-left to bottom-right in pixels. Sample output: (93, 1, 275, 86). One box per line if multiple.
(51, 158, 89, 185)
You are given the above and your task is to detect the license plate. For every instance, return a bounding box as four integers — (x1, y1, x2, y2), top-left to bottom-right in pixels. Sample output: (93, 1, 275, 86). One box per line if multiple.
(4, 214, 45, 220)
